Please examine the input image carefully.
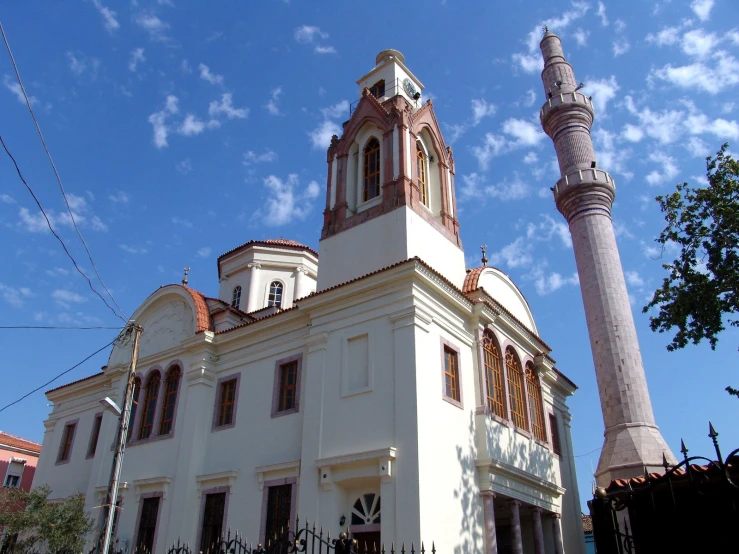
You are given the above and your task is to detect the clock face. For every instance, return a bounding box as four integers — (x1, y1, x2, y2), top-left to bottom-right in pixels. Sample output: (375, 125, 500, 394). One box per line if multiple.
(403, 77, 417, 97)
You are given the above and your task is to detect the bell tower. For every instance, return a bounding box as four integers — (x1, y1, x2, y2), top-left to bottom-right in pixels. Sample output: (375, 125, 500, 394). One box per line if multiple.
(538, 30, 676, 485)
(317, 49, 464, 291)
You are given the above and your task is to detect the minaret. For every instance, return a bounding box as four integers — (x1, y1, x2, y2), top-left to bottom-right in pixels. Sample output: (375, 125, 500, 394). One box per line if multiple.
(538, 30, 675, 485)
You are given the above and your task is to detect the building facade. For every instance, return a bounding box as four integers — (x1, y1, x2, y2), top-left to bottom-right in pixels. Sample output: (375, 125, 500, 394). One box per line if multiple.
(1, 431, 42, 550)
(32, 50, 585, 554)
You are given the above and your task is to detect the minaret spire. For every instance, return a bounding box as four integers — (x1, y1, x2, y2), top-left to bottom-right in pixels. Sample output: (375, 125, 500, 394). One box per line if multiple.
(539, 32, 675, 485)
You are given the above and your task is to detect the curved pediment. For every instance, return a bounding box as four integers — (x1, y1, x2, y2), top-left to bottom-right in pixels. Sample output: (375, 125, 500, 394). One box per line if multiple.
(465, 267, 538, 334)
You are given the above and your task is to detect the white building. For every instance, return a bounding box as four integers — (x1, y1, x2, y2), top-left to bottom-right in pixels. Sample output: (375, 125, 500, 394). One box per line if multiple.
(32, 50, 585, 554)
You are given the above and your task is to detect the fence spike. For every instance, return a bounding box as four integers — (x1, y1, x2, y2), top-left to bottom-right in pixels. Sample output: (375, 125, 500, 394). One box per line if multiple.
(381, 543, 386, 554)
(401, 542, 405, 554)
(420, 541, 425, 554)
(709, 421, 724, 463)
(411, 542, 415, 554)
(391, 542, 395, 554)
(680, 439, 689, 458)
(662, 452, 670, 471)
(431, 541, 436, 554)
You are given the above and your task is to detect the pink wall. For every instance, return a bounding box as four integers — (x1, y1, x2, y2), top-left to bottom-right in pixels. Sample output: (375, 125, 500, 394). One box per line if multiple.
(1, 441, 40, 492)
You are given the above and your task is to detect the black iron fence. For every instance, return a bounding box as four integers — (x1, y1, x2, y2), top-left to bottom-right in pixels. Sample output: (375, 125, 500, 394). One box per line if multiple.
(589, 422, 739, 554)
(165, 518, 434, 554)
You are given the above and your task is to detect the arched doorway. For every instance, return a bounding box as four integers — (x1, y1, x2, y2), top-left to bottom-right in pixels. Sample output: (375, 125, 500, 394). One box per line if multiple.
(350, 493, 381, 550)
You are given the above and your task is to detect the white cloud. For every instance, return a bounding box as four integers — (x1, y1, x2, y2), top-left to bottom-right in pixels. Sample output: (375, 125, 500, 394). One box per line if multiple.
(91, 0, 119, 33)
(265, 86, 283, 116)
(621, 124, 644, 142)
(294, 25, 328, 44)
(685, 136, 710, 157)
(314, 45, 337, 54)
(573, 28, 589, 47)
(309, 120, 341, 150)
(51, 289, 87, 308)
(585, 75, 619, 114)
(527, 214, 572, 248)
(176, 158, 192, 174)
(180, 59, 192, 74)
(120, 244, 148, 255)
(502, 118, 545, 146)
(128, 48, 146, 72)
(535, 271, 579, 295)
(682, 29, 719, 58)
(471, 133, 507, 170)
(321, 100, 350, 120)
(596, 2, 608, 26)
(446, 123, 467, 143)
(148, 95, 179, 148)
(624, 270, 645, 287)
(171, 217, 193, 228)
(198, 63, 224, 86)
(612, 39, 630, 57)
(488, 237, 534, 269)
(208, 93, 249, 119)
(0, 283, 32, 308)
(46, 267, 69, 277)
(592, 128, 633, 179)
(135, 13, 171, 43)
(650, 51, 739, 95)
(485, 174, 531, 201)
(179, 114, 208, 136)
(3, 75, 35, 105)
(512, 53, 543, 74)
(109, 191, 129, 204)
(1, 193, 15, 204)
(257, 174, 321, 226)
(646, 20, 693, 47)
(243, 150, 277, 165)
(624, 97, 684, 144)
(690, 0, 714, 21)
(523, 151, 539, 164)
(18, 194, 106, 233)
(197, 247, 211, 258)
(645, 152, 679, 186)
(471, 99, 497, 125)
(523, 89, 536, 107)
(66, 52, 100, 78)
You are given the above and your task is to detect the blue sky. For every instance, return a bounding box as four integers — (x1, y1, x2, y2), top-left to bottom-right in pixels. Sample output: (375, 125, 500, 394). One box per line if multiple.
(1, 0, 738, 510)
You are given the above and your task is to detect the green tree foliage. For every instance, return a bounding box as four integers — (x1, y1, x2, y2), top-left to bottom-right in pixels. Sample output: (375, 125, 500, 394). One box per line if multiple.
(643, 143, 739, 397)
(0, 484, 93, 554)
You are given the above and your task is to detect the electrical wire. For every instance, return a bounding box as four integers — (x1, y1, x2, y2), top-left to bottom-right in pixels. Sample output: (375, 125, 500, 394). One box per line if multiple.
(0, 21, 128, 322)
(0, 135, 127, 324)
(0, 336, 118, 414)
(0, 326, 124, 330)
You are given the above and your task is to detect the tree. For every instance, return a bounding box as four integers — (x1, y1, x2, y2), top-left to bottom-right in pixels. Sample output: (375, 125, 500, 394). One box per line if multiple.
(643, 143, 739, 397)
(0, 484, 94, 554)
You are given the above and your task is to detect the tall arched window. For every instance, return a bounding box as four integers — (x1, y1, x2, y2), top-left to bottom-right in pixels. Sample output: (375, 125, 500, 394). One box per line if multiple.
(482, 330, 505, 418)
(138, 371, 160, 440)
(506, 348, 528, 430)
(127, 376, 141, 442)
(416, 142, 428, 206)
(363, 138, 381, 202)
(231, 286, 242, 309)
(268, 281, 283, 308)
(159, 366, 181, 435)
(526, 363, 546, 441)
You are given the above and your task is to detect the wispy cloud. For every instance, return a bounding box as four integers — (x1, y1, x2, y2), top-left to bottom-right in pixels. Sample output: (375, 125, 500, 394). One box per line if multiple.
(255, 174, 321, 226)
(243, 150, 278, 165)
(265, 86, 283, 115)
(17, 194, 107, 233)
(91, 0, 119, 33)
(471, 99, 497, 126)
(128, 48, 146, 72)
(308, 120, 341, 150)
(294, 25, 336, 54)
(51, 289, 87, 308)
(198, 63, 224, 86)
(148, 95, 179, 148)
(645, 151, 679, 186)
(120, 244, 149, 255)
(135, 12, 171, 43)
(690, 0, 714, 21)
(176, 159, 192, 174)
(172, 217, 193, 228)
(471, 118, 545, 170)
(109, 191, 129, 204)
(197, 247, 211, 258)
(66, 52, 101, 78)
(0, 283, 32, 308)
(0, 193, 15, 204)
(209, 93, 248, 119)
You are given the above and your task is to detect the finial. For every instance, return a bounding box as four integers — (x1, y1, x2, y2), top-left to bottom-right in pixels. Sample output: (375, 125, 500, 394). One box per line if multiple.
(708, 421, 718, 439)
(543, 25, 549, 36)
(680, 439, 689, 456)
(182, 267, 190, 286)
(480, 245, 488, 267)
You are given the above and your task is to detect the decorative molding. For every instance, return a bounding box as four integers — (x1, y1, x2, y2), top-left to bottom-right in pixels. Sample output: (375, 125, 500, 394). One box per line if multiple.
(195, 469, 239, 494)
(255, 460, 300, 491)
(133, 476, 172, 500)
(317, 447, 396, 490)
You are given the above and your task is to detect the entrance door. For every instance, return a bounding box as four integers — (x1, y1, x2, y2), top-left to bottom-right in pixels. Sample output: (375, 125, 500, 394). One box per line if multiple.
(350, 493, 381, 552)
(352, 531, 381, 553)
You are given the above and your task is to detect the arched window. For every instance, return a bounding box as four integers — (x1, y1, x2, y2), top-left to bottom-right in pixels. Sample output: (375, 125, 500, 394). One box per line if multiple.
(268, 281, 283, 308)
(416, 142, 428, 206)
(506, 348, 528, 430)
(363, 138, 381, 202)
(482, 330, 505, 418)
(351, 493, 381, 525)
(127, 376, 141, 442)
(159, 366, 181, 435)
(138, 371, 160, 440)
(526, 363, 546, 441)
(231, 286, 242, 309)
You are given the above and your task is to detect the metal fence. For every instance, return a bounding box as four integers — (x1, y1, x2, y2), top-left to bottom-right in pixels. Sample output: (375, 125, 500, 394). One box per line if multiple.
(164, 518, 434, 554)
(589, 422, 739, 554)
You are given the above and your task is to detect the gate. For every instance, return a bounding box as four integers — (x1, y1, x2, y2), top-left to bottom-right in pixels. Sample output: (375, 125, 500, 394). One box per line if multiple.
(165, 517, 435, 554)
(589, 422, 739, 554)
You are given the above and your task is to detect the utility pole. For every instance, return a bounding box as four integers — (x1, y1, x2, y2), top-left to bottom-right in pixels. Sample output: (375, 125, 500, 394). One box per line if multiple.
(97, 322, 143, 554)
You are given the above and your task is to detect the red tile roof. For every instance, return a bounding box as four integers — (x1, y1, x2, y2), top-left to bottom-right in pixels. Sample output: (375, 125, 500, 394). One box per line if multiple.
(582, 514, 593, 533)
(182, 286, 215, 333)
(218, 239, 318, 264)
(0, 431, 41, 454)
(463, 266, 485, 293)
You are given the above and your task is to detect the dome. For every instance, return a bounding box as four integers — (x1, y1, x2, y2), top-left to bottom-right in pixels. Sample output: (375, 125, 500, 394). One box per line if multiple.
(464, 266, 538, 334)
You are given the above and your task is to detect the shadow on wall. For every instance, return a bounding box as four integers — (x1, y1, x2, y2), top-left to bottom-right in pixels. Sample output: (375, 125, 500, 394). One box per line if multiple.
(486, 415, 556, 485)
(453, 413, 483, 554)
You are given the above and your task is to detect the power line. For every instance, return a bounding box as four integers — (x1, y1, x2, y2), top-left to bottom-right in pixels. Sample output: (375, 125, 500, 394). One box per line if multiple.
(0, 326, 124, 330)
(0, 21, 128, 322)
(0, 335, 119, 414)
(0, 135, 127, 324)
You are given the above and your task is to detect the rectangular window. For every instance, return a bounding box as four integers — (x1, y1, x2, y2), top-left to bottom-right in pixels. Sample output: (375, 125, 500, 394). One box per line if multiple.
(444, 347, 460, 402)
(87, 413, 103, 458)
(550, 413, 562, 456)
(199, 492, 226, 554)
(57, 422, 77, 463)
(264, 485, 292, 547)
(278, 362, 298, 412)
(218, 379, 237, 427)
(136, 496, 160, 554)
(4, 475, 19, 488)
